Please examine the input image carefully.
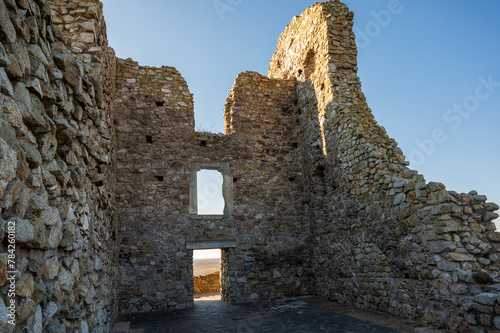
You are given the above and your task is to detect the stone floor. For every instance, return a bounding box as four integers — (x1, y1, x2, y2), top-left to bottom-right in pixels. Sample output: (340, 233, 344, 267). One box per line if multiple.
(121, 296, 446, 333)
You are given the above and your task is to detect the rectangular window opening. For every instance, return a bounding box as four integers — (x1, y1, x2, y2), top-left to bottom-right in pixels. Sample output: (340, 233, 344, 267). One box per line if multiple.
(145, 135, 153, 143)
(197, 169, 224, 215)
(193, 249, 221, 302)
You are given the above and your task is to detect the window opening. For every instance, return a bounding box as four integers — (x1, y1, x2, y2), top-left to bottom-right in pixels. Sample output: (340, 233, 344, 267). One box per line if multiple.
(197, 170, 224, 215)
(145, 135, 153, 143)
(304, 49, 316, 78)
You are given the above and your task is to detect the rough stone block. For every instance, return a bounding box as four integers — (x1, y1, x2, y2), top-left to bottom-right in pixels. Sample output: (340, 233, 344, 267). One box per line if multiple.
(15, 218, 35, 246)
(0, 137, 17, 186)
(26, 305, 42, 333)
(448, 252, 476, 262)
(45, 324, 66, 333)
(0, 299, 14, 333)
(0, 1, 16, 44)
(428, 241, 456, 254)
(0, 179, 22, 210)
(57, 267, 74, 292)
(15, 273, 34, 297)
(42, 256, 60, 280)
(16, 298, 36, 323)
(42, 301, 58, 319)
(35, 206, 61, 226)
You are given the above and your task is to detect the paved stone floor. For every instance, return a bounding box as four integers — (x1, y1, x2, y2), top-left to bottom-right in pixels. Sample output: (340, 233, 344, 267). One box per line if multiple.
(122, 297, 443, 333)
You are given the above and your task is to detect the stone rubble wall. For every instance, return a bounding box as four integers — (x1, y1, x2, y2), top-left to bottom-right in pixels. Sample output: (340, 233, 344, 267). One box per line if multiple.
(0, 0, 118, 332)
(193, 272, 220, 294)
(113, 58, 312, 313)
(269, 1, 500, 332)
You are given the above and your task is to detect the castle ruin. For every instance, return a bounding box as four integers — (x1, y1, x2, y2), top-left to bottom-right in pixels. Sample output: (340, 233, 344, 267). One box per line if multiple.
(0, 0, 499, 332)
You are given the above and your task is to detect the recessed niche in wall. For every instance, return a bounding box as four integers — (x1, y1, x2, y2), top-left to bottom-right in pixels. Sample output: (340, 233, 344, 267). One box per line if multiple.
(304, 49, 316, 78)
(156, 101, 165, 107)
(313, 165, 325, 178)
(146, 135, 153, 143)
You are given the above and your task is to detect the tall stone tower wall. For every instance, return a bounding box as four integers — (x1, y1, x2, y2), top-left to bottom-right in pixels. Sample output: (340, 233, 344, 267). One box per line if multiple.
(0, 0, 118, 332)
(269, 1, 500, 330)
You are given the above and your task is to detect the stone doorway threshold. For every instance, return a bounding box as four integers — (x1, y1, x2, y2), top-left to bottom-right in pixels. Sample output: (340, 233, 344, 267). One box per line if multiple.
(194, 292, 221, 301)
(122, 296, 447, 332)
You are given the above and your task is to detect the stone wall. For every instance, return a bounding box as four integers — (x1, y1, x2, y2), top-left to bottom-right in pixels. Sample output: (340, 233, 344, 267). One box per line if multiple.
(268, 1, 500, 331)
(193, 272, 220, 294)
(0, 0, 118, 332)
(113, 59, 313, 313)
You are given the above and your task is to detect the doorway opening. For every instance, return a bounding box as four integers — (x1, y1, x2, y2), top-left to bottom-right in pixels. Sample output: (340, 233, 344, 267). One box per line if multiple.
(193, 249, 221, 301)
(187, 240, 235, 303)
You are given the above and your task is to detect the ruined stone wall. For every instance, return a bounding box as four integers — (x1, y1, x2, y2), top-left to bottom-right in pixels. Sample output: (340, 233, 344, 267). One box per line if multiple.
(193, 272, 220, 294)
(114, 59, 312, 313)
(0, 0, 118, 332)
(269, 1, 500, 331)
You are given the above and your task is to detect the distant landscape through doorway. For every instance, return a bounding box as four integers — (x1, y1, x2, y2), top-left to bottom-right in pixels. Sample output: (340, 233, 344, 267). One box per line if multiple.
(193, 249, 222, 301)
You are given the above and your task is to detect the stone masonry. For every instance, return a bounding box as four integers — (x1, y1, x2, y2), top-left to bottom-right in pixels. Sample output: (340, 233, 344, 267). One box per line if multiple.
(114, 61, 310, 311)
(268, 2, 500, 331)
(0, 0, 118, 332)
(0, 0, 498, 332)
(193, 272, 220, 295)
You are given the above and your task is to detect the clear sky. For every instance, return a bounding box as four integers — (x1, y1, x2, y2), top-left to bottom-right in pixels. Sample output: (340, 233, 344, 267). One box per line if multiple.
(101, 0, 500, 227)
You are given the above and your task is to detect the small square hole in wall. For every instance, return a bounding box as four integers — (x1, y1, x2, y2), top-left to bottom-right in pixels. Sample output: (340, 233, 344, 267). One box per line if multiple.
(146, 136, 153, 143)
(313, 165, 325, 178)
(154, 176, 164, 181)
(156, 101, 165, 107)
(200, 140, 207, 147)
(292, 142, 298, 149)
(233, 177, 238, 183)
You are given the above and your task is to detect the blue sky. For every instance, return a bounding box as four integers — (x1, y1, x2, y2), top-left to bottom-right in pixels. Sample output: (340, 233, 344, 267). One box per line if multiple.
(101, 0, 500, 226)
